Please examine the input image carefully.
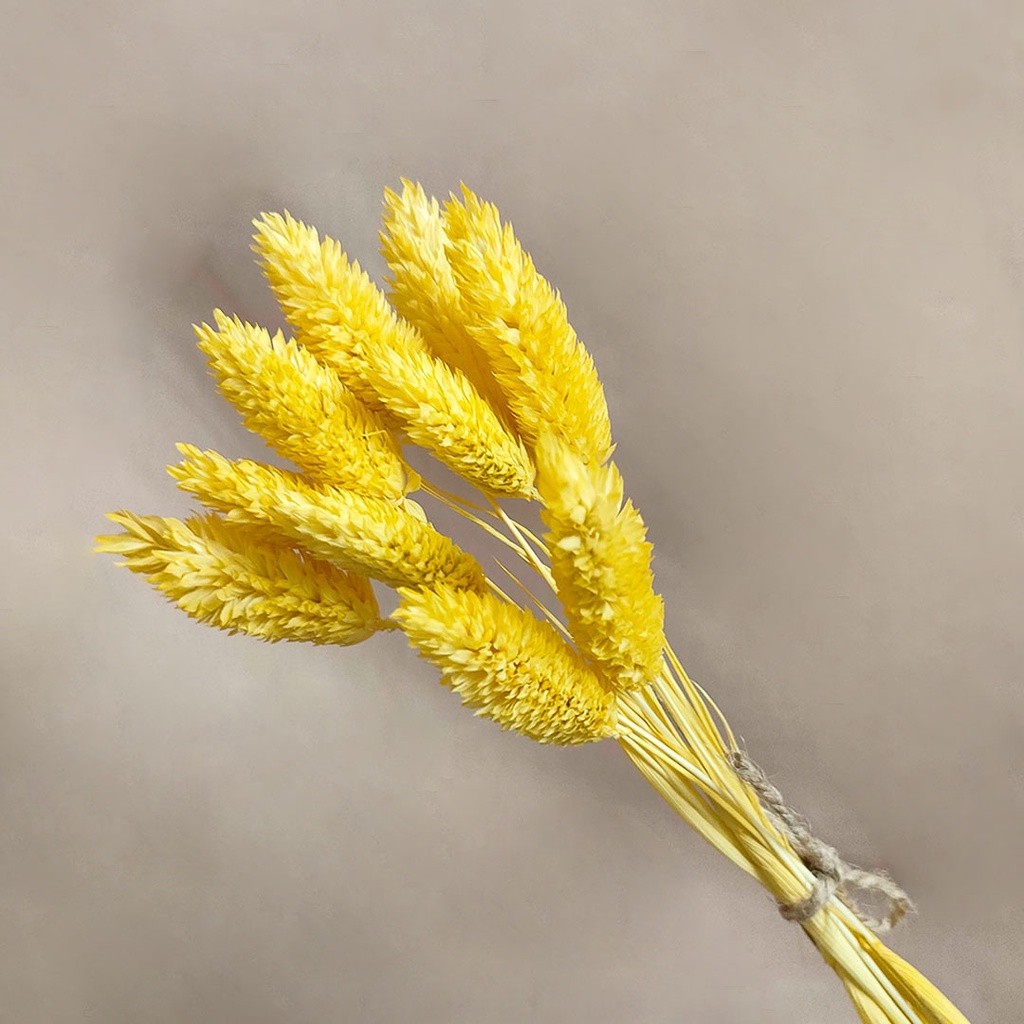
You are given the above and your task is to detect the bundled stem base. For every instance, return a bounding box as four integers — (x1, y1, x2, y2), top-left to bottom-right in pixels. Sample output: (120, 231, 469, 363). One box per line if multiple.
(616, 654, 969, 1024)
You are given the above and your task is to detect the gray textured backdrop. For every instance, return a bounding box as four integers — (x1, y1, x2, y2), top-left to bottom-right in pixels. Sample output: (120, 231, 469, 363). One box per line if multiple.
(2, 2, 1022, 1021)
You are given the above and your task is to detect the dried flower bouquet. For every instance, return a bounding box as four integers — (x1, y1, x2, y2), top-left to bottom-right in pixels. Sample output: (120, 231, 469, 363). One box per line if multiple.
(99, 182, 969, 1024)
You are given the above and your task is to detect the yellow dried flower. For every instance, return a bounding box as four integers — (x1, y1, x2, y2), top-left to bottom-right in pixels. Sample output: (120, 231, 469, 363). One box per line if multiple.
(169, 445, 486, 592)
(96, 511, 381, 645)
(393, 584, 618, 745)
(195, 310, 407, 499)
(442, 185, 613, 466)
(252, 211, 535, 499)
(535, 433, 665, 692)
(251, 210, 393, 414)
(379, 180, 511, 420)
(363, 341, 537, 498)
(93, 182, 972, 1024)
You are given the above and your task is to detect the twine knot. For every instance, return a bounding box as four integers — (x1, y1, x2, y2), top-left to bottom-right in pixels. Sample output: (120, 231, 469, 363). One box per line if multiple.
(728, 750, 915, 932)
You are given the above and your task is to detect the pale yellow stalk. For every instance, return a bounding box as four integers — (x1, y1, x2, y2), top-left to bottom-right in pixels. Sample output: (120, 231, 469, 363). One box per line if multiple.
(613, 657, 970, 1024)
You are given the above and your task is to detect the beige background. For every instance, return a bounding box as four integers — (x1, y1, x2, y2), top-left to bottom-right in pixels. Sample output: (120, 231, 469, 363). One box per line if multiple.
(2, 2, 1022, 1021)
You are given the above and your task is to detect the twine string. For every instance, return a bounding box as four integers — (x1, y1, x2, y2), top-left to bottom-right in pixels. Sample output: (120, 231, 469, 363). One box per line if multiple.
(728, 751, 916, 932)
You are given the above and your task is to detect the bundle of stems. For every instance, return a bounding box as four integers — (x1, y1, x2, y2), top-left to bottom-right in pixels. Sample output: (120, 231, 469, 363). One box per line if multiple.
(435, 485, 967, 1024)
(98, 181, 970, 1023)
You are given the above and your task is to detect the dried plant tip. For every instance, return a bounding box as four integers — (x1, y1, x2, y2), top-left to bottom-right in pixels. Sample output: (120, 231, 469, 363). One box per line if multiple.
(96, 512, 381, 645)
(393, 584, 618, 745)
(252, 211, 535, 498)
(536, 433, 665, 692)
(169, 445, 486, 592)
(195, 311, 407, 498)
(251, 210, 393, 414)
(380, 180, 511, 419)
(443, 185, 613, 466)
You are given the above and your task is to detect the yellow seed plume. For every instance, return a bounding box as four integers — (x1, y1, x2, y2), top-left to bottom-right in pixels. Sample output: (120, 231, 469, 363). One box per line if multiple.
(535, 433, 665, 692)
(195, 311, 407, 499)
(442, 185, 613, 466)
(251, 211, 391, 414)
(393, 584, 618, 745)
(252, 211, 536, 499)
(379, 180, 511, 420)
(96, 511, 381, 645)
(168, 445, 486, 592)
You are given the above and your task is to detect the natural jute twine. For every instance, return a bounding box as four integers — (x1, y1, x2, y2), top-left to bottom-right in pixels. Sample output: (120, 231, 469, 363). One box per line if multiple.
(728, 751, 915, 932)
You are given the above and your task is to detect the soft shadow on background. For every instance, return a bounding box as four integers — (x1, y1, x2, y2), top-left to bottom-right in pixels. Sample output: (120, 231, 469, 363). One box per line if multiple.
(2, 2, 1022, 1021)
